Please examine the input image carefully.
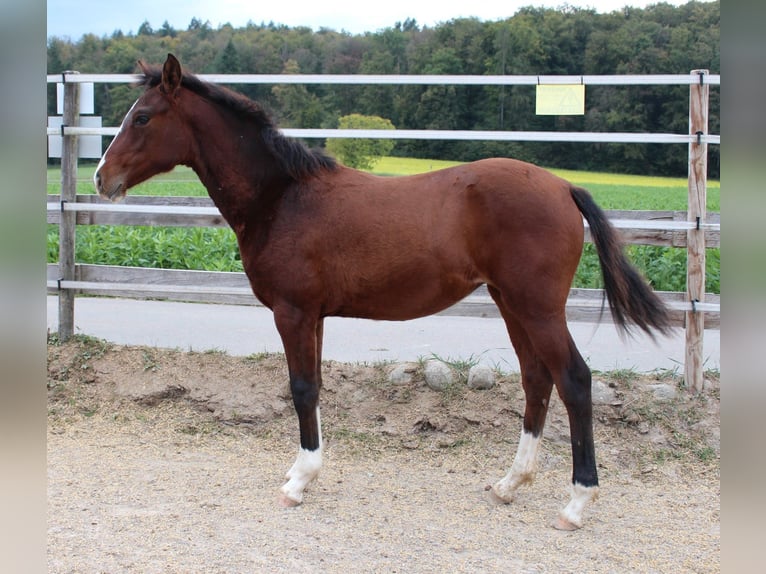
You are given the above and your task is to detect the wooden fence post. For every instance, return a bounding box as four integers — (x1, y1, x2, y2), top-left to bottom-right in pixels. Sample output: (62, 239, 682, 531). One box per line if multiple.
(57, 73, 79, 340)
(685, 69, 709, 392)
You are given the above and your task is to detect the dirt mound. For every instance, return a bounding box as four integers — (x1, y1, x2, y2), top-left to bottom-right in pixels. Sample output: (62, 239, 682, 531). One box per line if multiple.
(47, 336, 720, 573)
(47, 335, 720, 457)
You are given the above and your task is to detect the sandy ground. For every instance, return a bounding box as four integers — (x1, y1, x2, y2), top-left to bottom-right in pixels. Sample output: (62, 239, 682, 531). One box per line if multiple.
(47, 337, 720, 573)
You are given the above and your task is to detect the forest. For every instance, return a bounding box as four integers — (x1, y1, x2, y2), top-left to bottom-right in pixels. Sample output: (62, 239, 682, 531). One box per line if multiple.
(47, 1, 720, 177)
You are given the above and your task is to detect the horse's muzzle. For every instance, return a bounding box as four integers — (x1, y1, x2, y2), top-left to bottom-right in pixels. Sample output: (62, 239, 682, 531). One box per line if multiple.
(94, 170, 125, 202)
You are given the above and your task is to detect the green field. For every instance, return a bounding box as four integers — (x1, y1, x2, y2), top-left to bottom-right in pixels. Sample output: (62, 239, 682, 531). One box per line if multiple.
(47, 159, 721, 293)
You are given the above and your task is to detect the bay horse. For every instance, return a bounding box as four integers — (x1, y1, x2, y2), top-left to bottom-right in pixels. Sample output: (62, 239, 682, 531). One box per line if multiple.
(94, 54, 671, 530)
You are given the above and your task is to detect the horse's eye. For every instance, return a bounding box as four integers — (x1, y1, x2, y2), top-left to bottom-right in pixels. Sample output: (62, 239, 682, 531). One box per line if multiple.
(134, 114, 150, 126)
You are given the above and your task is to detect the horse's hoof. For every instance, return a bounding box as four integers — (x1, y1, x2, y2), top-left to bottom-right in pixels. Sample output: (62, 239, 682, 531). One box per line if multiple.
(552, 514, 581, 531)
(485, 484, 513, 505)
(278, 492, 302, 508)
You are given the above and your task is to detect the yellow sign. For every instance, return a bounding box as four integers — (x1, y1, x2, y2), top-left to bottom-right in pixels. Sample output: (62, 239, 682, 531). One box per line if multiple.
(535, 84, 585, 115)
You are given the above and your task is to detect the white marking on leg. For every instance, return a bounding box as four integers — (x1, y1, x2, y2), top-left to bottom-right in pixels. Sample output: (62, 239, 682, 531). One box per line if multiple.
(492, 430, 541, 502)
(279, 407, 323, 506)
(94, 99, 138, 188)
(555, 482, 599, 530)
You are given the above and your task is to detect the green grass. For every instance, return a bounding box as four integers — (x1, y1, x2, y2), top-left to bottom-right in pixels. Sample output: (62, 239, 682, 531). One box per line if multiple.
(370, 160, 721, 211)
(47, 165, 208, 197)
(370, 156, 465, 176)
(47, 159, 721, 293)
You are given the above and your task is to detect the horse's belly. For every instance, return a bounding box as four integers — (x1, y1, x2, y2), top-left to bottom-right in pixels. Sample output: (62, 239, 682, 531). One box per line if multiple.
(331, 276, 481, 321)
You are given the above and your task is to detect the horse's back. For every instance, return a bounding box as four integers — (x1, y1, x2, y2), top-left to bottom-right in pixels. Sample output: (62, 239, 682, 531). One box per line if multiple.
(312, 157, 585, 274)
(321, 157, 576, 217)
(410, 158, 585, 256)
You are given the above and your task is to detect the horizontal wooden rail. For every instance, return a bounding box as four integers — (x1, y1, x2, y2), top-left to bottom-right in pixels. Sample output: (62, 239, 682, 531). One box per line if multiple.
(46, 125, 721, 145)
(47, 198, 722, 229)
(47, 72, 721, 86)
(45, 263, 720, 328)
(51, 202, 222, 216)
(46, 196, 721, 248)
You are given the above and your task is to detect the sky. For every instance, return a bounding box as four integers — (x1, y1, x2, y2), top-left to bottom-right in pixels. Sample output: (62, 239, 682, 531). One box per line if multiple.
(47, 0, 689, 40)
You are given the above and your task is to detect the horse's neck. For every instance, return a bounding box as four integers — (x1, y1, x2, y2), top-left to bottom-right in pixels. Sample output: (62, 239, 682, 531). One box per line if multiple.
(194, 165, 257, 231)
(189, 114, 282, 233)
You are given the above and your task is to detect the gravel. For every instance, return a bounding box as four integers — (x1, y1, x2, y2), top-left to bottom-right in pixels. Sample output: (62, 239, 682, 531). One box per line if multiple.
(47, 340, 720, 573)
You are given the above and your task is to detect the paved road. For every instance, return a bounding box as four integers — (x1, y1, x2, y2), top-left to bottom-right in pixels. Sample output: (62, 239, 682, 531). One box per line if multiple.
(47, 296, 719, 373)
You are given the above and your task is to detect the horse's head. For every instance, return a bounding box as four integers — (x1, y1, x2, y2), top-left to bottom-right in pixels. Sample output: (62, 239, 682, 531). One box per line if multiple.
(94, 54, 193, 201)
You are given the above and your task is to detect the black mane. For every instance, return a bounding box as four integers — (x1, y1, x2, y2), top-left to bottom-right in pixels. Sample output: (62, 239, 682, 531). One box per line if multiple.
(139, 63, 337, 180)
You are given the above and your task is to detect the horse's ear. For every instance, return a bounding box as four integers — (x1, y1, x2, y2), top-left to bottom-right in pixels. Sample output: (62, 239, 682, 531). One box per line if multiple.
(161, 53, 182, 96)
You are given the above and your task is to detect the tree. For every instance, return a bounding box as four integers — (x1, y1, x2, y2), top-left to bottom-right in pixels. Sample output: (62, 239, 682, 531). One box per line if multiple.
(271, 59, 325, 128)
(326, 114, 396, 170)
(103, 39, 140, 73)
(217, 39, 241, 73)
(45, 2, 720, 177)
(159, 21, 177, 38)
(137, 20, 154, 36)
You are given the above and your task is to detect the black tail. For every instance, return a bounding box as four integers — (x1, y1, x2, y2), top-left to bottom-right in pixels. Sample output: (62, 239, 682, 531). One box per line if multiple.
(570, 186, 673, 338)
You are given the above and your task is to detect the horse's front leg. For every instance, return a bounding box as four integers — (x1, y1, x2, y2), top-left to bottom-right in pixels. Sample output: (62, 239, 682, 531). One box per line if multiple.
(273, 307, 324, 507)
(280, 405, 322, 507)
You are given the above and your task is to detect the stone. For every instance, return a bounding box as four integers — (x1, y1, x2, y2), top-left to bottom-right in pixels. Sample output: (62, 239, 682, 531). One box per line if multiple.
(424, 360, 453, 391)
(388, 363, 416, 385)
(648, 383, 677, 401)
(591, 379, 617, 405)
(467, 365, 495, 390)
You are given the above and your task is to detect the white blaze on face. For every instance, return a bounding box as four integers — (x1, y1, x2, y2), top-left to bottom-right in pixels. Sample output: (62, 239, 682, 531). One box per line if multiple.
(93, 98, 139, 189)
(279, 407, 323, 505)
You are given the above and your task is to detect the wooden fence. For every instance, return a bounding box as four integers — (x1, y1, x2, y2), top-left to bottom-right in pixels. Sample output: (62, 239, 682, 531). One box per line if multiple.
(46, 71, 721, 391)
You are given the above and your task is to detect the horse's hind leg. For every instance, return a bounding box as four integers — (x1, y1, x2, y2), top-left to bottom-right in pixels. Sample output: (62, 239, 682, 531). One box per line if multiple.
(523, 318, 599, 529)
(550, 335, 599, 530)
(488, 290, 554, 502)
(489, 287, 598, 529)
